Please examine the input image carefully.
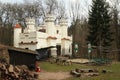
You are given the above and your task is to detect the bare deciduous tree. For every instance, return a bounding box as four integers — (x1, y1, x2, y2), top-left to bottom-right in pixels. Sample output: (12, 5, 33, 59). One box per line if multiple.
(110, 0, 120, 60)
(68, 0, 90, 57)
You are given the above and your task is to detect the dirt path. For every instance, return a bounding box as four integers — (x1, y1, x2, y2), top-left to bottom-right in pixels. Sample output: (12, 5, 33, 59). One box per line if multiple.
(38, 71, 71, 80)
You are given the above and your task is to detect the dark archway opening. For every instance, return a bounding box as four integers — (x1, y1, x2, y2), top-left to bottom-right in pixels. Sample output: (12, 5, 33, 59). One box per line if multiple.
(56, 45, 61, 56)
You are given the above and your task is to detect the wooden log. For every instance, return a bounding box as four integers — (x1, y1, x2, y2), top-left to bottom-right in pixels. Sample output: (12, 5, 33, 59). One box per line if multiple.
(13, 72, 19, 78)
(102, 69, 113, 73)
(75, 68, 81, 73)
(14, 66, 21, 73)
(84, 73, 99, 76)
(80, 69, 98, 73)
(34, 73, 39, 79)
(70, 70, 81, 77)
(8, 65, 14, 73)
(0, 63, 37, 79)
(1, 64, 6, 70)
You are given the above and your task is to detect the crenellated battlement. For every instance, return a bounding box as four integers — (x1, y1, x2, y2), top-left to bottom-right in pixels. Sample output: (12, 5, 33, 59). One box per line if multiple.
(45, 14, 55, 22)
(14, 14, 72, 56)
(59, 18, 68, 26)
(26, 18, 35, 25)
(25, 18, 36, 32)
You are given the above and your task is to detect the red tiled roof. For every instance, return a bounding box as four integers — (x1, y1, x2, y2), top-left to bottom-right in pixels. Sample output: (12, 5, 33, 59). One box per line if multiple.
(47, 36, 57, 39)
(14, 24, 22, 28)
(61, 38, 70, 41)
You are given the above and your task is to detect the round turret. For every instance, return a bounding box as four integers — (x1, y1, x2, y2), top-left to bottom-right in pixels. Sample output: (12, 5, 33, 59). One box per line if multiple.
(25, 18, 36, 32)
(60, 18, 68, 37)
(26, 18, 35, 25)
(59, 19, 68, 26)
(45, 14, 56, 36)
(14, 24, 22, 47)
(45, 14, 55, 22)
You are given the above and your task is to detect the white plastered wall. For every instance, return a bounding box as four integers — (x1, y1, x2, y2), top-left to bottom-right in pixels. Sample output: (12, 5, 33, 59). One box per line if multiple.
(26, 18, 36, 32)
(14, 28, 21, 47)
(45, 14, 56, 36)
(61, 40, 72, 55)
(19, 32, 37, 50)
(56, 25, 62, 44)
(60, 19, 68, 38)
(36, 32, 48, 49)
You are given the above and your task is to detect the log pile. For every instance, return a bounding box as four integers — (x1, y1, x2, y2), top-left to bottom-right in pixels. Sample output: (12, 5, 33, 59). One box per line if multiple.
(0, 63, 39, 80)
(70, 68, 99, 77)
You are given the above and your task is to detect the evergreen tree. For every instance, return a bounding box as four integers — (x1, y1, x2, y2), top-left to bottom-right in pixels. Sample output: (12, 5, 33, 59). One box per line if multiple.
(87, 0, 113, 57)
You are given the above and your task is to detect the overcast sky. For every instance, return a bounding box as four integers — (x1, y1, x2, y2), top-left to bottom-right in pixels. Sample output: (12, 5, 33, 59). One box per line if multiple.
(0, 0, 118, 19)
(0, 0, 92, 4)
(0, 0, 23, 3)
(0, 0, 116, 6)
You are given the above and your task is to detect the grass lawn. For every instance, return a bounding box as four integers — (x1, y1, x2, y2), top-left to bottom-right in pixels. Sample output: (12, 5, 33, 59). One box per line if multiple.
(39, 61, 120, 80)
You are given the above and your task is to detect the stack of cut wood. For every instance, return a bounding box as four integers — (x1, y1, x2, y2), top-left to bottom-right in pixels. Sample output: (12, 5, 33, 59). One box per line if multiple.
(0, 63, 39, 80)
(70, 68, 99, 77)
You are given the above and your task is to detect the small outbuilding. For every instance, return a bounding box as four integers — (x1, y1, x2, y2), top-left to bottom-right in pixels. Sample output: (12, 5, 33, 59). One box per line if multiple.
(36, 46, 55, 61)
(0, 44, 36, 66)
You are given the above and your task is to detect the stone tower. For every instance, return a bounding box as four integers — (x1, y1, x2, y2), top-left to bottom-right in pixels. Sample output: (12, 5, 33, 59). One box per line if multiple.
(45, 14, 56, 36)
(14, 24, 22, 47)
(26, 18, 36, 32)
(60, 19, 68, 38)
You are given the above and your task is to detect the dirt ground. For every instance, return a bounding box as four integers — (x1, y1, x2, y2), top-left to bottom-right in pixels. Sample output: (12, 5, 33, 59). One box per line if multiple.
(38, 71, 71, 80)
(38, 59, 90, 80)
